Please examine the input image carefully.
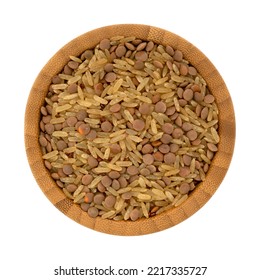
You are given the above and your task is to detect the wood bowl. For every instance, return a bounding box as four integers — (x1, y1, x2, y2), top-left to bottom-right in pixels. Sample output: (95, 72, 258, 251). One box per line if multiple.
(24, 24, 235, 235)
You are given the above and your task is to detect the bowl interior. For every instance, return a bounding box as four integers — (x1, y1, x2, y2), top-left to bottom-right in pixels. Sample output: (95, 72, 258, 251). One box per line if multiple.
(24, 24, 235, 235)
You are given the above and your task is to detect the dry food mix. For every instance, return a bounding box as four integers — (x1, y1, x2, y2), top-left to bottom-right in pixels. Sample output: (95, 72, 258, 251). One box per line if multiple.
(39, 36, 219, 221)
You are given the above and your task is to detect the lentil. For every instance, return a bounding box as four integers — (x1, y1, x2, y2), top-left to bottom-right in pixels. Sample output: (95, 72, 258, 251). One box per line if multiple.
(82, 174, 93, 185)
(143, 154, 154, 165)
(132, 119, 145, 131)
(99, 38, 110, 50)
(88, 207, 99, 218)
(93, 193, 105, 205)
(164, 153, 176, 164)
(162, 123, 174, 134)
(101, 176, 112, 187)
(104, 195, 116, 208)
(62, 165, 73, 175)
(155, 101, 167, 113)
(101, 121, 113, 132)
(88, 156, 98, 168)
(127, 165, 139, 176)
(179, 183, 190, 194)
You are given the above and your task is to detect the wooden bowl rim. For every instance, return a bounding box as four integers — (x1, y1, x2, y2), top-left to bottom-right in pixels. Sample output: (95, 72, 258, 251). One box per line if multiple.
(24, 24, 235, 235)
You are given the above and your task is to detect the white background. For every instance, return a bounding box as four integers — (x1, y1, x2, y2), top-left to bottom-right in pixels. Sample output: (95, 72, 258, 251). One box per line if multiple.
(1, 0, 259, 279)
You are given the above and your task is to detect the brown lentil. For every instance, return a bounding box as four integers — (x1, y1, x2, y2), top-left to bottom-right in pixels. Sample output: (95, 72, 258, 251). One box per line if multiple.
(166, 45, 174, 56)
(122, 192, 132, 200)
(143, 154, 154, 165)
(164, 153, 176, 164)
(39, 135, 48, 147)
(147, 165, 157, 173)
(81, 203, 90, 212)
(67, 83, 77, 94)
(81, 50, 93, 60)
(130, 208, 141, 221)
(172, 128, 184, 138)
(207, 142, 218, 152)
(52, 75, 62, 84)
(174, 50, 183, 61)
(82, 174, 93, 185)
(183, 89, 193, 101)
(97, 182, 106, 193)
(88, 156, 98, 168)
(88, 207, 99, 218)
(76, 110, 87, 121)
(104, 195, 116, 208)
(58, 168, 66, 178)
(188, 66, 197, 76)
(159, 144, 170, 154)
(139, 103, 151, 115)
(115, 45, 127, 57)
(142, 144, 153, 154)
(68, 61, 79, 70)
(155, 101, 167, 113)
(132, 119, 145, 131)
(101, 176, 112, 187)
(146, 41, 154, 51)
(153, 151, 164, 162)
(110, 103, 121, 113)
(152, 94, 160, 104)
(93, 193, 105, 205)
(101, 121, 112, 132)
(186, 130, 198, 141)
(135, 51, 148, 61)
(105, 72, 117, 83)
(66, 184, 77, 193)
(140, 168, 151, 176)
(63, 65, 72, 75)
(118, 176, 128, 188)
(183, 155, 192, 166)
(180, 63, 189, 76)
(125, 42, 135, 50)
(94, 83, 104, 95)
(86, 130, 97, 140)
(66, 116, 77, 127)
(110, 143, 121, 154)
(112, 179, 120, 190)
(162, 123, 174, 134)
(161, 134, 172, 144)
(204, 94, 215, 104)
(179, 167, 190, 177)
(201, 107, 209, 120)
(170, 143, 179, 153)
(136, 41, 147, 51)
(104, 63, 114, 72)
(99, 38, 110, 50)
(194, 91, 204, 102)
(127, 165, 139, 176)
(179, 183, 190, 194)
(134, 60, 144, 70)
(182, 122, 193, 132)
(62, 164, 73, 175)
(45, 123, 54, 134)
(166, 106, 176, 116)
(108, 171, 120, 179)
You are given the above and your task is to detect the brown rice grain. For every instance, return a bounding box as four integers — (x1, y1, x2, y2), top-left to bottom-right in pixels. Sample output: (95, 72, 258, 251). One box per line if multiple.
(174, 194, 188, 207)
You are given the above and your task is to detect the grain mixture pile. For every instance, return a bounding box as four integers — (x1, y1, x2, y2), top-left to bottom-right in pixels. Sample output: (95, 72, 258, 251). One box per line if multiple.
(39, 36, 219, 221)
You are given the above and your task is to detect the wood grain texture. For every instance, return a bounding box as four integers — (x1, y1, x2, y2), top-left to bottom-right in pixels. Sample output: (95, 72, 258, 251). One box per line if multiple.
(24, 24, 236, 235)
